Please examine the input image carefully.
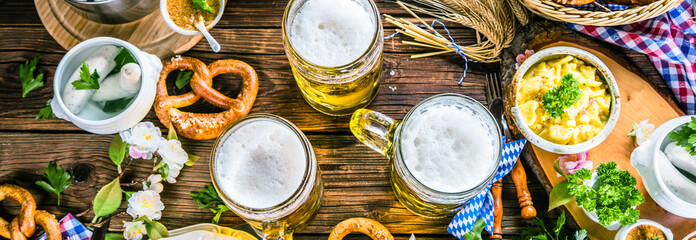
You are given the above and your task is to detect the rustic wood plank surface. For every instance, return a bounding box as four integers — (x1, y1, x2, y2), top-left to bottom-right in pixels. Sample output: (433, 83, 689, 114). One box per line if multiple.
(0, 0, 673, 239)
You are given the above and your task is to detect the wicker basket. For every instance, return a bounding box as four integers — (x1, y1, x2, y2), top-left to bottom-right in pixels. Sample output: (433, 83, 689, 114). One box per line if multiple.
(519, 0, 682, 26)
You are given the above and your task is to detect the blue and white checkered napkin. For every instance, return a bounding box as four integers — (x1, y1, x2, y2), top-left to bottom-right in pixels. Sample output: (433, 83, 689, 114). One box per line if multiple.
(37, 213, 92, 240)
(447, 137, 527, 239)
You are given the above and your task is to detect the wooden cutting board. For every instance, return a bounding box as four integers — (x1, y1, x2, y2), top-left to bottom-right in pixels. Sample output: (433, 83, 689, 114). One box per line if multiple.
(502, 25, 696, 239)
(34, 0, 203, 58)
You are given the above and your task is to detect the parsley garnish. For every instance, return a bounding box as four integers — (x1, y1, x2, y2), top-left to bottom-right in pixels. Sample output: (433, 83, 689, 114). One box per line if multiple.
(542, 73, 583, 119)
(20, 56, 44, 98)
(103, 97, 134, 113)
(175, 70, 193, 89)
(112, 48, 137, 73)
(35, 162, 73, 206)
(668, 116, 696, 155)
(567, 162, 643, 227)
(461, 219, 485, 240)
(36, 99, 56, 120)
(192, 0, 214, 13)
(190, 184, 229, 224)
(514, 211, 587, 240)
(72, 61, 100, 90)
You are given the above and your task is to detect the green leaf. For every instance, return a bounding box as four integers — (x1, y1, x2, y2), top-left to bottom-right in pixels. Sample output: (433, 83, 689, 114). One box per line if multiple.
(145, 220, 169, 240)
(542, 73, 582, 119)
(113, 48, 137, 73)
(103, 97, 134, 113)
(72, 61, 100, 90)
(548, 181, 573, 210)
(553, 211, 565, 238)
(669, 117, 696, 155)
(461, 219, 485, 240)
(553, 160, 568, 178)
(210, 205, 229, 224)
(105, 233, 126, 240)
(20, 56, 44, 98)
(36, 99, 56, 120)
(92, 178, 123, 219)
(185, 154, 199, 166)
(191, 184, 230, 224)
(35, 162, 72, 206)
(123, 190, 135, 200)
(175, 70, 193, 90)
(574, 230, 587, 240)
(109, 135, 128, 173)
(167, 123, 178, 141)
(156, 162, 170, 180)
(191, 0, 214, 12)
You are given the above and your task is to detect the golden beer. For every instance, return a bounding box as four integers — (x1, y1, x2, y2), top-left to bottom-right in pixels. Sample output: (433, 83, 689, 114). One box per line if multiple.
(350, 94, 502, 218)
(282, 0, 383, 116)
(211, 114, 323, 240)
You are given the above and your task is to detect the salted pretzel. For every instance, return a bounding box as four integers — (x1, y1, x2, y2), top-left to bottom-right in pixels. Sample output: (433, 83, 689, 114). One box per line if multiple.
(155, 57, 258, 140)
(328, 218, 394, 240)
(0, 184, 60, 240)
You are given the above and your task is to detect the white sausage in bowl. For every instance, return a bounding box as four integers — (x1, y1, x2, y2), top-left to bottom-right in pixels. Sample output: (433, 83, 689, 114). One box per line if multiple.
(61, 45, 119, 114)
(91, 63, 141, 102)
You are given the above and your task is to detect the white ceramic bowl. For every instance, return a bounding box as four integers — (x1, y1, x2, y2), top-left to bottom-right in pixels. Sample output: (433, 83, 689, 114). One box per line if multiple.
(51, 37, 162, 134)
(614, 219, 673, 240)
(509, 46, 621, 154)
(160, 0, 226, 35)
(685, 230, 696, 240)
(631, 115, 696, 218)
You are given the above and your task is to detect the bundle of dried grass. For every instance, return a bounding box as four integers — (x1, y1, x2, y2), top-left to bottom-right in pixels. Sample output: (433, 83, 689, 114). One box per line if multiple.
(385, 0, 529, 63)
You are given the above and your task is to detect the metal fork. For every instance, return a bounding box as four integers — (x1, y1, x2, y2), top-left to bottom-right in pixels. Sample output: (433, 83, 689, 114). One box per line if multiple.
(485, 71, 537, 240)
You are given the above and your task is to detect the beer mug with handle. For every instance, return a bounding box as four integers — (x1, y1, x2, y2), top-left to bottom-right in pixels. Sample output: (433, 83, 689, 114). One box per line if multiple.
(350, 93, 502, 218)
(211, 114, 323, 240)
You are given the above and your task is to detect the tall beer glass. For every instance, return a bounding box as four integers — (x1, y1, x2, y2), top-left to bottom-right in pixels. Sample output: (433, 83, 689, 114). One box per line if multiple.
(282, 0, 383, 116)
(350, 94, 502, 218)
(211, 114, 323, 240)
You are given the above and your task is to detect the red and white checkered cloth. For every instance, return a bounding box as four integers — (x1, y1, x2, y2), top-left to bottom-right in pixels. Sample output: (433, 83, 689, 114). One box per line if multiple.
(568, 0, 696, 114)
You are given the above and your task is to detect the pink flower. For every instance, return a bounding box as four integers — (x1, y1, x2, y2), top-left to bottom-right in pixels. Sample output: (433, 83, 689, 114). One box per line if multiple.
(515, 49, 535, 69)
(556, 152, 593, 176)
(129, 145, 146, 159)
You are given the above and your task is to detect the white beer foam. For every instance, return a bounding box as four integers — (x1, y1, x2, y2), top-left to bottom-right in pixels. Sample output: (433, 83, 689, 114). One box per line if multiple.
(215, 120, 307, 209)
(401, 104, 497, 193)
(289, 0, 375, 67)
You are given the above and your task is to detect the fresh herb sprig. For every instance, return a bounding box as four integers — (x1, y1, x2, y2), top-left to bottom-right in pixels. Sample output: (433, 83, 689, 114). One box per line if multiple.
(461, 219, 485, 240)
(190, 184, 229, 224)
(175, 70, 193, 90)
(113, 48, 137, 73)
(549, 162, 643, 227)
(72, 61, 101, 90)
(542, 73, 583, 119)
(35, 162, 73, 206)
(192, 0, 214, 13)
(20, 56, 44, 98)
(668, 116, 696, 155)
(36, 99, 56, 120)
(514, 211, 587, 240)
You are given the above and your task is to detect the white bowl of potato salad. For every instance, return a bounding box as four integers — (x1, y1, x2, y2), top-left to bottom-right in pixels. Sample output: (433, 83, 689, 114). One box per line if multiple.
(509, 47, 620, 154)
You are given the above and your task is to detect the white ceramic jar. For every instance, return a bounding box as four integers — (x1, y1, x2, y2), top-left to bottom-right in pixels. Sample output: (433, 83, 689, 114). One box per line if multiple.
(631, 115, 696, 218)
(614, 219, 673, 240)
(51, 37, 162, 134)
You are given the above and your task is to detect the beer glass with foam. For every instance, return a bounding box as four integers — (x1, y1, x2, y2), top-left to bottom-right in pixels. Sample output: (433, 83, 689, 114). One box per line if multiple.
(282, 0, 383, 116)
(210, 114, 323, 239)
(350, 93, 502, 218)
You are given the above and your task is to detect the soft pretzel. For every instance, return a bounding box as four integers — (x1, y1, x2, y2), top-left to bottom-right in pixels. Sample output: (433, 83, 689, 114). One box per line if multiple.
(155, 57, 258, 140)
(10, 218, 26, 240)
(0, 184, 36, 238)
(328, 218, 394, 240)
(34, 210, 61, 240)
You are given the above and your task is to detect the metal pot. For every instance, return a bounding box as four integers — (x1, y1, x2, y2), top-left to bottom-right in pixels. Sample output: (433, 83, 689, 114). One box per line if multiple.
(65, 0, 159, 24)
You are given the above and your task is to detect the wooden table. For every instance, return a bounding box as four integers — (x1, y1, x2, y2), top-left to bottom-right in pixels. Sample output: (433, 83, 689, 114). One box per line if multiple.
(0, 0, 675, 239)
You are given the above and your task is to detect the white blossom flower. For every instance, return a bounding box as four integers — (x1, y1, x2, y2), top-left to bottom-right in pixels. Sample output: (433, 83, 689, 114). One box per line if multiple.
(143, 174, 164, 193)
(127, 190, 164, 220)
(159, 139, 188, 170)
(123, 220, 146, 240)
(628, 120, 655, 146)
(165, 167, 180, 184)
(120, 122, 164, 159)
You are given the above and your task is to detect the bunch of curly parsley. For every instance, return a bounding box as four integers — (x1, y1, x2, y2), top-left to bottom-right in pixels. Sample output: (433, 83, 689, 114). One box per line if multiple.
(566, 162, 644, 227)
(542, 73, 583, 119)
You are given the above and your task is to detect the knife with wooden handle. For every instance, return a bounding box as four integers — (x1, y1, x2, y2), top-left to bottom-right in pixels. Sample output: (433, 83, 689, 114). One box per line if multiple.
(511, 157, 537, 219)
(490, 179, 503, 240)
